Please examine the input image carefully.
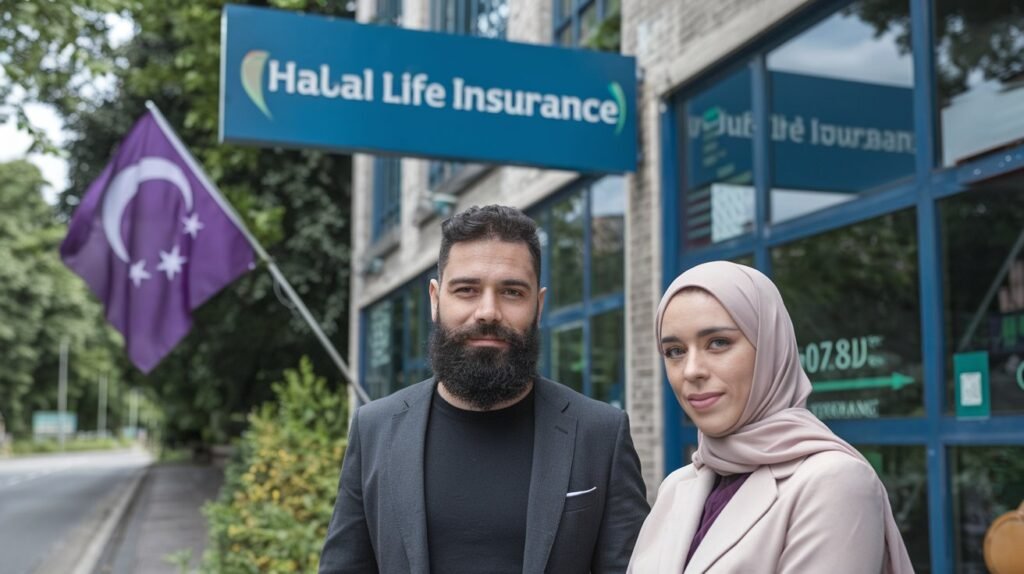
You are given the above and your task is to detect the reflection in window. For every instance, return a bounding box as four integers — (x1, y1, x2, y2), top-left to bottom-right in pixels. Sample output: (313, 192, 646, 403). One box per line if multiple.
(364, 275, 434, 398)
(553, 324, 584, 393)
(432, 0, 508, 38)
(772, 210, 923, 419)
(856, 446, 931, 572)
(550, 191, 585, 308)
(376, 0, 402, 25)
(680, 68, 755, 248)
(935, 0, 1024, 166)
(592, 309, 625, 408)
(372, 157, 402, 241)
(940, 178, 1024, 414)
(951, 446, 1024, 573)
(555, 0, 620, 49)
(531, 177, 626, 407)
(591, 176, 625, 297)
(428, 161, 465, 190)
(767, 0, 914, 223)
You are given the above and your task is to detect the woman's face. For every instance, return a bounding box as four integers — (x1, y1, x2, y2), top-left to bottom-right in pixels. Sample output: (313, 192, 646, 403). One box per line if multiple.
(660, 289, 756, 438)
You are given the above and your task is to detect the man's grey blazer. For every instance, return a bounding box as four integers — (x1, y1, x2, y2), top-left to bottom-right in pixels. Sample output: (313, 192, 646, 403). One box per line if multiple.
(318, 376, 650, 574)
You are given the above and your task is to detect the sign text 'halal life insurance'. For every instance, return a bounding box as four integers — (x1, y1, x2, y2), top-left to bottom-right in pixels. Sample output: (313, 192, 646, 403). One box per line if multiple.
(220, 5, 637, 173)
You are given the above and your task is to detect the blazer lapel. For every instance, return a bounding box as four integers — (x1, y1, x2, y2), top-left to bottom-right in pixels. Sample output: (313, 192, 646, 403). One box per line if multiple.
(654, 468, 716, 574)
(684, 466, 778, 573)
(522, 379, 577, 574)
(386, 380, 434, 574)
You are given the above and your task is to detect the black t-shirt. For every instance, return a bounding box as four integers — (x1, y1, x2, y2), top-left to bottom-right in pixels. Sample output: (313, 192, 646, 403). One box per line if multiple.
(424, 386, 536, 574)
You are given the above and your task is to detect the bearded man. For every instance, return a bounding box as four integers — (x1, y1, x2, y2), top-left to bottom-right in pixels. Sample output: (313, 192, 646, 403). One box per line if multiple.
(319, 204, 649, 574)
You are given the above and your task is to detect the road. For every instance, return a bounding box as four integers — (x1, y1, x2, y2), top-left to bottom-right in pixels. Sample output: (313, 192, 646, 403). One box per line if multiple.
(0, 449, 151, 574)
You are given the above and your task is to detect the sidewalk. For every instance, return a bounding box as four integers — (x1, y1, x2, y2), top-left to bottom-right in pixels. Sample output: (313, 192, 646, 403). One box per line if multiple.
(91, 463, 224, 574)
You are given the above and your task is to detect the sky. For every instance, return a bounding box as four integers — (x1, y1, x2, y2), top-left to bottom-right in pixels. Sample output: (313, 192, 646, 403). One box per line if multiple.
(0, 14, 135, 204)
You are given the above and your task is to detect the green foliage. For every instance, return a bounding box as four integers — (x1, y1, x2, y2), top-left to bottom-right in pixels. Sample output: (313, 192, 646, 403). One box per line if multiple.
(201, 357, 348, 573)
(0, 160, 128, 437)
(0, 0, 131, 153)
(10, 436, 133, 455)
(581, 10, 621, 53)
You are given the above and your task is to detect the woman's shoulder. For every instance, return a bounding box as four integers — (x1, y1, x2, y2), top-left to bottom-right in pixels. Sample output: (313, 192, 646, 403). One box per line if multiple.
(658, 463, 701, 490)
(781, 450, 884, 499)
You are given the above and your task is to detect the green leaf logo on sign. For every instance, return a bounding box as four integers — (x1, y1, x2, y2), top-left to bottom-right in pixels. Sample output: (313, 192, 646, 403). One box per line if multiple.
(241, 50, 272, 119)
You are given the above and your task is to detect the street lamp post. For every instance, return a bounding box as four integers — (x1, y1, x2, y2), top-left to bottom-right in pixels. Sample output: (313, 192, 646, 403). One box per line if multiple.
(97, 375, 108, 438)
(58, 338, 69, 451)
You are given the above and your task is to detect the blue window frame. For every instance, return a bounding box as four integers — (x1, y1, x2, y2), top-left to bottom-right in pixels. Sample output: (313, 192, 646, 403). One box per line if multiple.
(530, 176, 627, 408)
(372, 157, 402, 241)
(553, 0, 619, 48)
(661, 0, 1024, 571)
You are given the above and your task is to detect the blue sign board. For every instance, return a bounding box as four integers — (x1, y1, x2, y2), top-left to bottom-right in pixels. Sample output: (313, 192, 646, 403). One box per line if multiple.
(685, 68, 914, 192)
(220, 5, 637, 173)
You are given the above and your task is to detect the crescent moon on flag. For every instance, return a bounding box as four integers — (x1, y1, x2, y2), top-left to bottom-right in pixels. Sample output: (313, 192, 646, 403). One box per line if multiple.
(101, 157, 194, 263)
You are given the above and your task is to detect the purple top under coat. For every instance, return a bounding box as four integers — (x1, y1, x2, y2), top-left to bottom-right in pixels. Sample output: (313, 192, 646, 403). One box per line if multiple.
(684, 472, 752, 568)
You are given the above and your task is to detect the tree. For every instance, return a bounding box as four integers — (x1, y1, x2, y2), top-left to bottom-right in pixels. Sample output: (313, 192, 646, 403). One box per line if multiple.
(0, 160, 127, 436)
(57, 0, 355, 446)
(0, 0, 131, 152)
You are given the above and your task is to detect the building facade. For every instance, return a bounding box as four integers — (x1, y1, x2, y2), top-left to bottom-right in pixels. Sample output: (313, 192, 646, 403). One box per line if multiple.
(349, 0, 1024, 571)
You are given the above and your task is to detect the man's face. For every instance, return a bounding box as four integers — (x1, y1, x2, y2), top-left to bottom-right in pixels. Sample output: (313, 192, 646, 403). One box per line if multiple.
(428, 238, 546, 409)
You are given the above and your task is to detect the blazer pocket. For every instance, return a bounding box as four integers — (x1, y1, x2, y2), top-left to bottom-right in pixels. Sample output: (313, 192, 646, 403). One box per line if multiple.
(563, 486, 598, 512)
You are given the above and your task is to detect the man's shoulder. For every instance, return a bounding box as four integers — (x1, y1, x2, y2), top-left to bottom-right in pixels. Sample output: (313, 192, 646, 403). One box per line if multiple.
(355, 378, 434, 423)
(536, 377, 626, 424)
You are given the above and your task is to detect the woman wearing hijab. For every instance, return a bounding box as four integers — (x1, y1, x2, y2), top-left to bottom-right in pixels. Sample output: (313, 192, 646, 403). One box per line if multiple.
(628, 261, 913, 573)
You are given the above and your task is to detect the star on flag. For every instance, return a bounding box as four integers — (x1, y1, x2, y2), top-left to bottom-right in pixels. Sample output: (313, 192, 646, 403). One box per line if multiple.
(157, 245, 188, 280)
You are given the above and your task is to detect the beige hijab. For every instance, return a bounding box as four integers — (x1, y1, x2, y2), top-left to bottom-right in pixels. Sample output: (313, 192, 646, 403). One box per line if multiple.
(656, 261, 913, 573)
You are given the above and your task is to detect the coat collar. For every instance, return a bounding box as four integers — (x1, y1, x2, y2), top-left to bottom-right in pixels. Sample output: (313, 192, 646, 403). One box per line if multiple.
(683, 465, 778, 573)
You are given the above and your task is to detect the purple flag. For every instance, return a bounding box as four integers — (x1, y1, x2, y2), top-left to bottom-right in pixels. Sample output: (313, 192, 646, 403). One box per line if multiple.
(61, 110, 255, 373)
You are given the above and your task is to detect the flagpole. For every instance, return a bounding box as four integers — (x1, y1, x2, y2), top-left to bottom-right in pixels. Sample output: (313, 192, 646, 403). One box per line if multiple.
(144, 101, 371, 405)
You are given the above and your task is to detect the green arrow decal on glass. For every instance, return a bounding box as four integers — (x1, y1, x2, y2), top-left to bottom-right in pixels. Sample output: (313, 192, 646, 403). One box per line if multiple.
(811, 373, 915, 393)
(608, 81, 626, 135)
(241, 50, 272, 119)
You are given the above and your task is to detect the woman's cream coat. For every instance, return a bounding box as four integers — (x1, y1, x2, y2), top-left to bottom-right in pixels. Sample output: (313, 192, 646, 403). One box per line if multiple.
(627, 451, 891, 574)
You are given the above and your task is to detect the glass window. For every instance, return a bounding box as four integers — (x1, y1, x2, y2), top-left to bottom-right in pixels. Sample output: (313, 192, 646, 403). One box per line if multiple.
(364, 274, 434, 398)
(552, 324, 584, 393)
(372, 157, 402, 241)
(679, 67, 755, 249)
(771, 210, 923, 419)
(376, 0, 402, 25)
(767, 0, 915, 223)
(940, 177, 1024, 414)
(365, 297, 403, 398)
(428, 161, 465, 190)
(550, 190, 585, 308)
(433, 0, 507, 38)
(532, 177, 625, 406)
(592, 308, 625, 408)
(935, 0, 1024, 167)
(554, 0, 619, 50)
(856, 446, 931, 572)
(950, 446, 1024, 573)
(591, 175, 625, 298)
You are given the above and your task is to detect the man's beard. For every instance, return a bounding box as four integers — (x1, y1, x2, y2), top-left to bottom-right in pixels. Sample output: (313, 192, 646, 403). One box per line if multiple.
(429, 311, 540, 410)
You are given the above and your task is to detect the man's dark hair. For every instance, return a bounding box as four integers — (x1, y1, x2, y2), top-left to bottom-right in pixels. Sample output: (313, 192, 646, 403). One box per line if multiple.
(438, 205, 542, 282)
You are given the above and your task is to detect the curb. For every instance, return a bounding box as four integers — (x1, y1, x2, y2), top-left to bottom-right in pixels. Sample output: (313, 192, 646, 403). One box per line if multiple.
(70, 465, 150, 574)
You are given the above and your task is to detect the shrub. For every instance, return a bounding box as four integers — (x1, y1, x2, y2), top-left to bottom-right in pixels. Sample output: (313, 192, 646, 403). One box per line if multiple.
(201, 357, 348, 573)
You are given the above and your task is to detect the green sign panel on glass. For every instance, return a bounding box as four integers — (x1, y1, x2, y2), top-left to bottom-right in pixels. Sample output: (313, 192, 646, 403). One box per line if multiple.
(954, 351, 990, 418)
